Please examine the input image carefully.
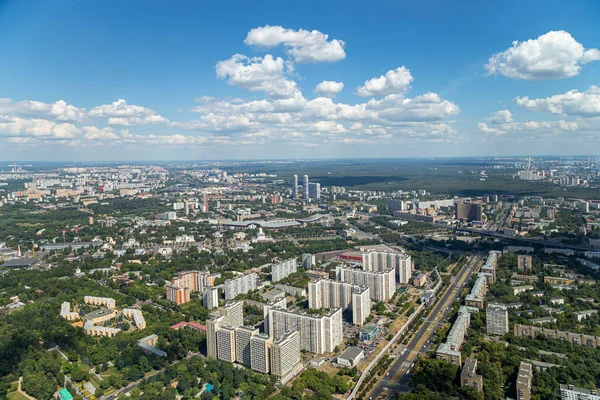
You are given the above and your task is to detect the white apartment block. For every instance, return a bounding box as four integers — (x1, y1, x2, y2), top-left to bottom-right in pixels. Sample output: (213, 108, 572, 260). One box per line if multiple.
(362, 251, 412, 284)
(60, 302, 80, 321)
(271, 258, 297, 283)
(217, 326, 236, 362)
(268, 307, 343, 354)
(250, 333, 273, 374)
(308, 279, 371, 325)
(336, 266, 396, 301)
(270, 331, 302, 384)
(203, 287, 219, 310)
(122, 308, 146, 329)
(218, 301, 244, 328)
(436, 306, 475, 365)
(486, 304, 508, 336)
(83, 321, 121, 337)
(206, 315, 225, 359)
(560, 384, 600, 400)
(235, 326, 259, 366)
(84, 295, 116, 309)
(224, 273, 257, 300)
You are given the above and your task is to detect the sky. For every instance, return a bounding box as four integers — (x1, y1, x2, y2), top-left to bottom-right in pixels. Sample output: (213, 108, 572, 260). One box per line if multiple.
(1, 0, 600, 161)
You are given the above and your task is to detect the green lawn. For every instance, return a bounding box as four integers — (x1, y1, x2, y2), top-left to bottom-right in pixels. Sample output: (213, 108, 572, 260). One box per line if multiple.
(7, 391, 30, 400)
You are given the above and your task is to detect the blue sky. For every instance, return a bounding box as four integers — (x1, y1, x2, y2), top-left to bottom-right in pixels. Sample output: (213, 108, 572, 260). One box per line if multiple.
(1, 0, 600, 161)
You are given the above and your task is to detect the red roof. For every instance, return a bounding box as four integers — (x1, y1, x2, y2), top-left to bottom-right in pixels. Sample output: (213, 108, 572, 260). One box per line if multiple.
(170, 321, 206, 331)
(170, 322, 187, 330)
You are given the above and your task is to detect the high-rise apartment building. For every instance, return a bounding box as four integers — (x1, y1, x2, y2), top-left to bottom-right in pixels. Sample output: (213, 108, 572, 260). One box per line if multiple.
(516, 362, 533, 400)
(166, 270, 214, 304)
(206, 315, 225, 359)
(336, 266, 396, 301)
(217, 326, 236, 362)
(386, 199, 405, 212)
(271, 258, 297, 283)
(560, 385, 600, 400)
(517, 255, 533, 274)
(165, 284, 190, 305)
(219, 301, 244, 328)
(203, 287, 219, 310)
(308, 182, 321, 200)
(293, 175, 298, 199)
(302, 253, 314, 269)
(268, 307, 343, 354)
(235, 326, 259, 366)
(362, 251, 412, 284)
(486, 304, 509, 336)
(308, 279, 371, 325)
(224, 273, 257, 300)
(303, 175, 309, 201)
(250, 333, 273, 374)
(270, 331, 302, 384)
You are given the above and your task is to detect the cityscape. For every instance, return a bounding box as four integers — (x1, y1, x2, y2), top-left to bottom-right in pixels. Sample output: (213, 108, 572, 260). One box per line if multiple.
(2, 1, 600, 400)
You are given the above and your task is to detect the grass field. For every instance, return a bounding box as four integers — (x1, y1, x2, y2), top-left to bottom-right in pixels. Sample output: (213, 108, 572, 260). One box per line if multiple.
(7, 391, 30, 400)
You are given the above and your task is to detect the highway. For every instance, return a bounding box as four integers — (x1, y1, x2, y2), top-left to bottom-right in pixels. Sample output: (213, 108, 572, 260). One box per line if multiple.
(369, 254, 482, 400)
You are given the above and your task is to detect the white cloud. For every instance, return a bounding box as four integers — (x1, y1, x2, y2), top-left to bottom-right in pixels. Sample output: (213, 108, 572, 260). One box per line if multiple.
(0, 99, 86, 121)
(490, 109, 513, 124)
(485, 30, 600, 80)
(216, 54, 300, 99)
(357, 67, 413, 97)
(89, 99, 168, 125)
(478, 110, 579, 136)
(244, 25, 346, 63)
(0, 116, 80, 138)
(515, 85, 600, 116)
(314, 81, 344, 97)
(82, 126, 119, 140)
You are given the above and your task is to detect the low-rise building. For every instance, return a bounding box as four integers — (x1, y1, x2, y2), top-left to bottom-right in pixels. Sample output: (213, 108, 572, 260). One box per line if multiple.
(337, 346, 364, 367)
(460, 357, 483, 392)
(516, 362, 533, 400)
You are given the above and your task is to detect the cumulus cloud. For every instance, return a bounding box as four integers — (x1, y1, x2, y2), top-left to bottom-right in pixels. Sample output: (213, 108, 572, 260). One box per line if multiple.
(82, 126, 119, 140)
(314, 81, 344, 97)
(515, 85, 600, 116)
(0, 98, 86, 121)
(89, 99, 168, 125)
(357, 67, 413, 97)
(216, 54, 300, 99)
(244, 25, 346, 63)
(0, 116, 80, 139)
(490, 109, 513, 124)
(485, 30, 600, 80)
(478, 110, 578, 135)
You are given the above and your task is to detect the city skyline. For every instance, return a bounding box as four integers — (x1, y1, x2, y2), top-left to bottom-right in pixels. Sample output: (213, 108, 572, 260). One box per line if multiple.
(1, 0, 600, 161)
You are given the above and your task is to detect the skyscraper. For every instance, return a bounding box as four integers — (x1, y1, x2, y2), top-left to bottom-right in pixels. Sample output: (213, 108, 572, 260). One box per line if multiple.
(308, 182, 321, 200)
(303, 175, 309, 201)
(293, 174, 298, 199)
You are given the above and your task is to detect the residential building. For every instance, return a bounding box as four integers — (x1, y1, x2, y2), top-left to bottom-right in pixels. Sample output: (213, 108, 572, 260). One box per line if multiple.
(513, 285, 534, 295)
(336, 266, 396, 302)
(486, 304, 508, 336)
(455, 203, 482, 221)
(293, 175, 298, 199)
(518, 255, 533, 274)
(269, 307, 343, 354)
(436, 306, 475, 365)
(465, 273, 487, 309)
(217, 326, 236, 363)
(560, 385, 600, 400)
(303, 175, 309, 201)
(84, 296, 116, 309)
(274, 284, 306, 297)
(271, 258, 297, 283)
(270, 331, 303, 384)
(165, 283, 190, 305)
(250, 333, 273, 374)
(123, 308, 146, 329)
(514, 324, 600, 348)
(206, 315, 225, 359)
(308, 279, 371, 325)
(308, 182, 321, 200)
(302, 253, 315, 269)
(235, 326, 258, 366)
(387, 199, 405, 212)
(352, 286, 371, 326)
(516, 362, 533, 400)
(481, 251, 500, 284)
(224, 273, 257, 300)
(83, 321, 120, 337)
(60, 302, 80, 321)
(362, 251, 412, 284)
(219, 301, 244, 328)
(204, 287, 219, 310)
(461, 357, 483, 392)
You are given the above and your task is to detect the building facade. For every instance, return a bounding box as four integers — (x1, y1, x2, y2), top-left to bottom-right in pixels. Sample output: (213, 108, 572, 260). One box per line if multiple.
(336, 266, 396, 301)
(250, 333, 273, 374)
(270, 331, 302, 384)
(271, 258, 297, 283)
(308, 279, 371, 326)
(486, 304, 509, 336)
(516, 362, 533, 400)
(224, 273, 257, 300)
(235, 326, 259, 366)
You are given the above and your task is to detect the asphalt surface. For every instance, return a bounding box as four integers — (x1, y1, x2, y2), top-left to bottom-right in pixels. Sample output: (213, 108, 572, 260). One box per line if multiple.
(369, 254, 482, 400)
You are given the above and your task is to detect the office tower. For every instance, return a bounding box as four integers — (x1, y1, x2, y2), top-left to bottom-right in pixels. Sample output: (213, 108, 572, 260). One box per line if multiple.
(293, 175, 298, 199)
(455, 203, 483, 221)
(486, 304, 509, 336)
(362, 251, 412, 283)
(517, 255, 533, 274)
(219, 301, 244, 328)
(268, 307, 343, 354)
(516, 362, 533, 400)
(217, 326, 236, 362)
(250, 333, 273, 374)
(336, 266, 396, 302)
(308, 182, 321, 200)
(235, 326, 259, 366)
(224, 273, 257, 300)
(206, 315, 225, 359)
(271, 258, 297, 282)
(204, 287, 219, 310)
(303, 175, 309, 201)
(352, 287, 371, 326)
(270, 331, 302, 383)
(165, 284, 190, 305)
(308, 279, 371, 326)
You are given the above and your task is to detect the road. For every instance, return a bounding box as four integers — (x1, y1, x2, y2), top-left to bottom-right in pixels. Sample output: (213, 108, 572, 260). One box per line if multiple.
(369, 254, 482, 400)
